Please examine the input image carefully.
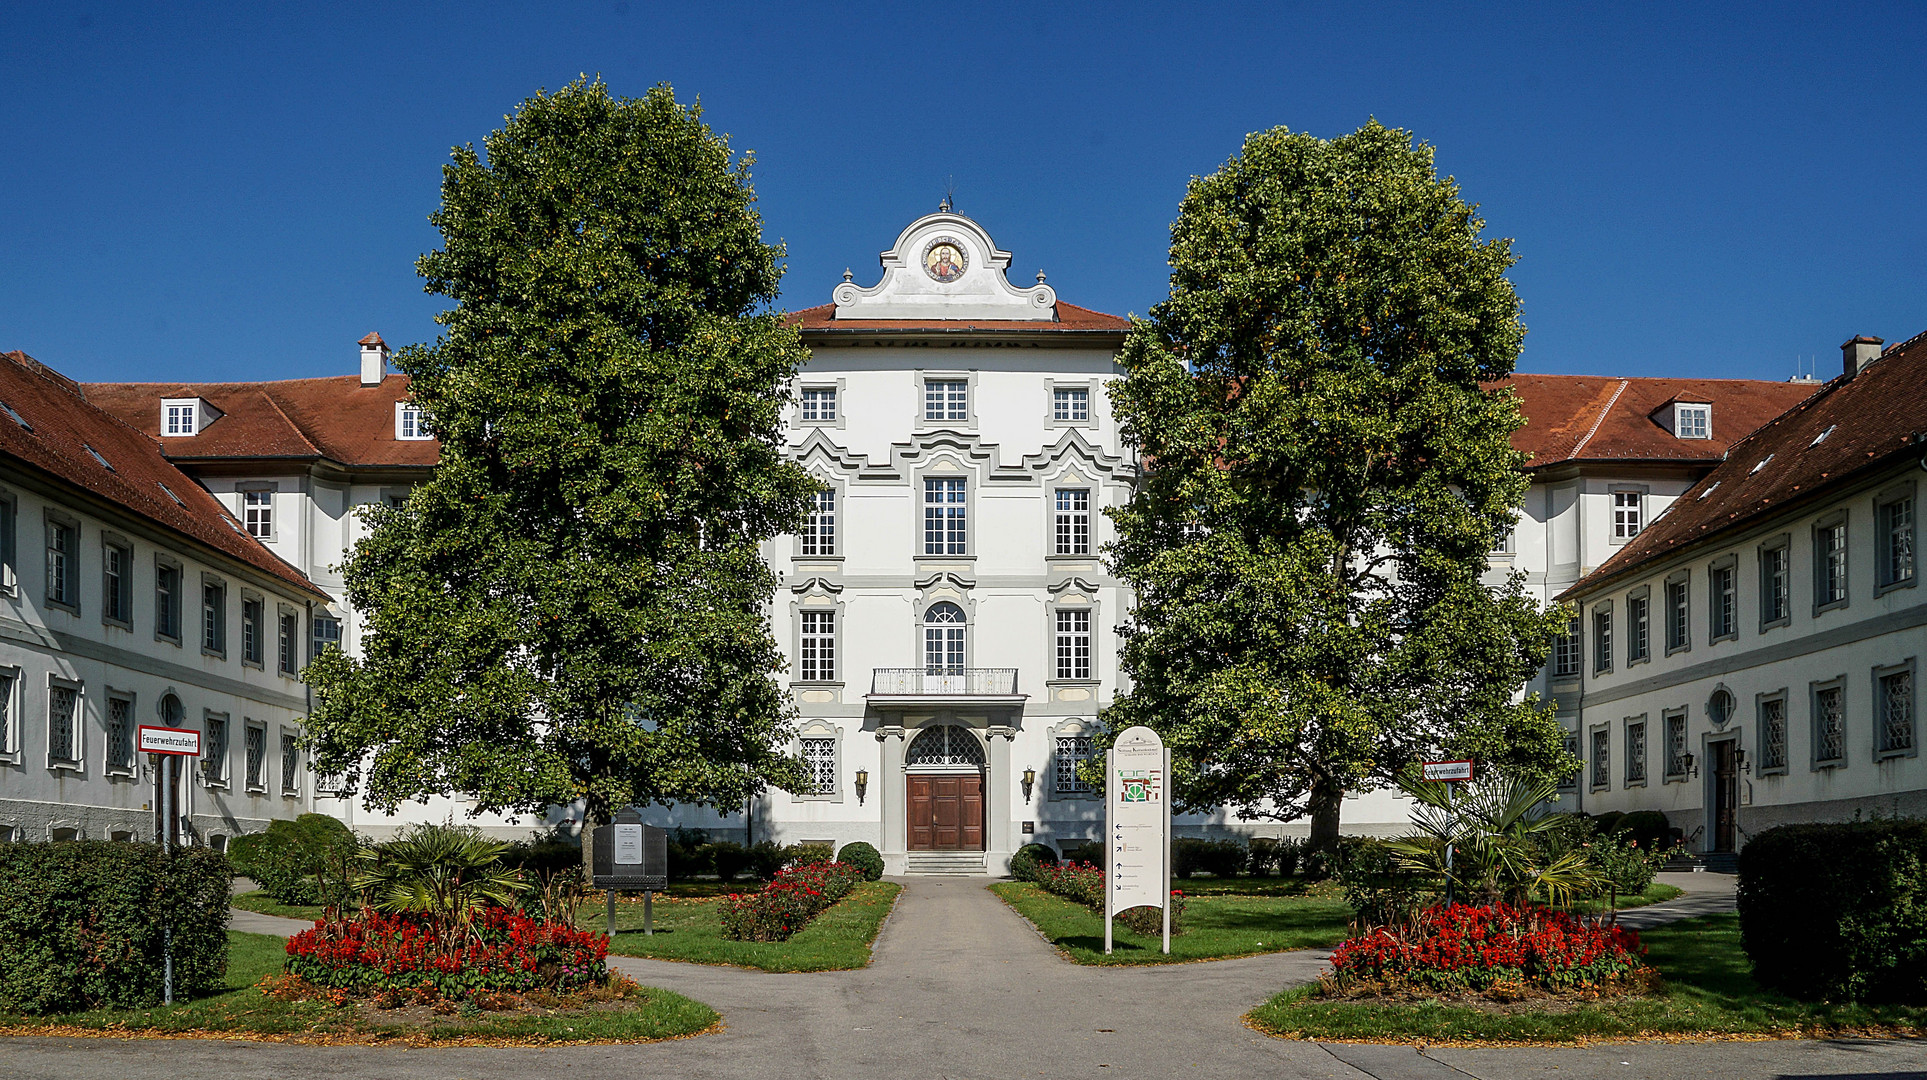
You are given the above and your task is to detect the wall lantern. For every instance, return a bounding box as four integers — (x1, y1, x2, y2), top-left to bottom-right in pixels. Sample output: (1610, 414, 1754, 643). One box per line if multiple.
(1022, 767, 1037, 803)
(1680, 751, 1700, 780)
(1734, 748, 1750, 775)
(854, 769, 869, 805)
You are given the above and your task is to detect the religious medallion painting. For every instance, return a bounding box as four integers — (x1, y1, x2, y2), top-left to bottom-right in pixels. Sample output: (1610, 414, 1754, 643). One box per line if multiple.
(923, 238, 968, 283)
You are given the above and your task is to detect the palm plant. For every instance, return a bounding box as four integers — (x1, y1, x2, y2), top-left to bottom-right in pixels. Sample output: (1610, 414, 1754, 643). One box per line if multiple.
(353, 824, 525, 949)
(1384, 770, 1601, 908)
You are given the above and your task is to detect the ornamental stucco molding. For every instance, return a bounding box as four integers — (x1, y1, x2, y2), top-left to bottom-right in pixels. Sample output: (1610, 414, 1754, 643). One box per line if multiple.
(832, 211, 1058, 322)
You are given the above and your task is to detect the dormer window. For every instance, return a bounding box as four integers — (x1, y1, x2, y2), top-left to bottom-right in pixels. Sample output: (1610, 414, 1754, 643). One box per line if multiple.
(1675, 403, 1711, 439)
(396, 403, 431, 441)
(160, 397, 220, 437)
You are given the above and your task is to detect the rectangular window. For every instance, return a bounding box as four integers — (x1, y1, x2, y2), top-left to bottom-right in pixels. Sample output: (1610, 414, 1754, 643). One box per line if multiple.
(922, 477, 967, 556)
(1710, 565, 1736, 640)
(46, 519, 77, 608)
(1818, 519, 1848, 607)
(1054, 489, 1091, 556)
(1627, 593, 1650, 662)
(1676, 404, 1711, 439)
(164, 403, 196, 436)
(202, 581, 225, 654)
(155, 562, 181, 640)
(278, 613, 298, 675)
(1055, 608, 1092, 681)
(103, 542, 131, 624)
(245, 724, 266, 790)
(311, 615, 341, 662)
(1053, 387, 1089, 422)
(1592, 607, 1613, 674)
(1490, 523, 1515, 554)
(1612, 491, 1643, 539)
(801, 737, 836, 795)
(1762, 544, 1790, 624)
(49, 683, 79, 764)
(0, 670, 16, 754)
(203, 715, 228, 784)
(241, 598, 264, 665)
(1813, 684, 1844, 765)
(800, 387, 837, 422)
(801, 489, 836, 556)
(396, 404, 430, 440)
(1760, 697, 1788, 772)
(281, 733, 299, 794)
(107, 696, 134, 773)
(923, 379, 968, 423)
(1556, 729, 1581, 793)
(1590, 728, 1610, 790)
(0, 496, 14, 592)
(1055, 735, 1093, 794)
(799, 610, 836, 683)
(1553, 616, 1580, 677)
(1880, 497, 1915, 589)
(1665, 578, 1689, 652)
(1879, 669, 1915, 757)
(1625, 720, 1647, 785)
(1665, 711, 1688, 778)
(242, 491, 272, 539)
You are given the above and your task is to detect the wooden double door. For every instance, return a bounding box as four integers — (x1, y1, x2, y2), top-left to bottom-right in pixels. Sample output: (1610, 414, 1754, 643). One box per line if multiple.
(1710, 739, 1739, 853)
(907, 773, 985, 851)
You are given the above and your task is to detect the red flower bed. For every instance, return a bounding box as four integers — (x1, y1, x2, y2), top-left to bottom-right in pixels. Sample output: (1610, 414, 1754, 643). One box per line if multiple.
(718, 860, 864, 942)
(1032, 860, 1186, 934)
(284, 906, 608, 997)
(1326, 902, 1645, 994)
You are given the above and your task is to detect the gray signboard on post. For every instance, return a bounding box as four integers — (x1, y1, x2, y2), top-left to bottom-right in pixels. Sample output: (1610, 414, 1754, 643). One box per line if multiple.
(592, 807, 668, 890)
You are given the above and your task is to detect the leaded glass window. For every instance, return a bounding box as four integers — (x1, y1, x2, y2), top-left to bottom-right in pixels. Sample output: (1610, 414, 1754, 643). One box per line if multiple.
(1626, 721, 1647, 784)
(1590, 728, 1609, 789)
(802, 737, 837, 795)
(49, 684, 78, 763)
(1814, 685, 1844, 764)
(1879, 670, 1914, 756)
(107, 697, 133, 772)
(203, 715, 228, 783)
(905, 724, 984, 767)
(1760, 697, 1787, 771)
(245, 724, 266, 790)
(1056, 735, 1093, 793)
(281, 733, 299, 794)
(1665, 711, 1688, 777)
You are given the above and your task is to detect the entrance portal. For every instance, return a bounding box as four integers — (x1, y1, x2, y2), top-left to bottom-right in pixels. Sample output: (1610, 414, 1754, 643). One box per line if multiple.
(1710, 739, 1739, 853)
(907, 774, 985, 850)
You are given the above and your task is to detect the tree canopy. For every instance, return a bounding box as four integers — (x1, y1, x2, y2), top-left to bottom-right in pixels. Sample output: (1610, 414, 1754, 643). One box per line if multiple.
(305, 80, 815, 826)
(1101, 119, 1570, 849)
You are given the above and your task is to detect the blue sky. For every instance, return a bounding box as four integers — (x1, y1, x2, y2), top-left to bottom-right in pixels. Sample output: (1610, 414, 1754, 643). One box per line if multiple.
(3, 3, 1922, 384)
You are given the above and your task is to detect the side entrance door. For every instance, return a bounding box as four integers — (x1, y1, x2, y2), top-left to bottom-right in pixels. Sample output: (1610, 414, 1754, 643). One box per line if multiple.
(1711, 739, 1739, 853)
(906, 774, 986, 850)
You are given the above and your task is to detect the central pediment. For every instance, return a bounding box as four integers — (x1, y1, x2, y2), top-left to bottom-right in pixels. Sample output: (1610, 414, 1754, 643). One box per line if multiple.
(831, 209, 1058, 322)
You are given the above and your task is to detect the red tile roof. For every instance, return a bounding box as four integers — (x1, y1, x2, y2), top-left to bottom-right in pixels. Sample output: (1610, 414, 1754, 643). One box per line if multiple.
(1563, 330, 1927, 599)
(84, 375, 438, 469)
(785, 301, 1131, 333)
(0, 352, 324, 597)
(1497, 374, 1818, 469)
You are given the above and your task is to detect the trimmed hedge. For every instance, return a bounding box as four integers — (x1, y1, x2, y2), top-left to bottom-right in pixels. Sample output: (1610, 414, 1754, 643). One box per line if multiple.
(0, 841, 231, 1013)
(228, 813, 358, 906)
(836, 842, 884, 881)
(1173, 838, 1245, 879)
(1738, 819, 1927, 1003)
(1010, 842, 1058, 882)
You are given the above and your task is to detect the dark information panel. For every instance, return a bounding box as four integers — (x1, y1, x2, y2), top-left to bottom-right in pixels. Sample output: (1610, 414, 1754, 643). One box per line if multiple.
(591, 807, 668, 890)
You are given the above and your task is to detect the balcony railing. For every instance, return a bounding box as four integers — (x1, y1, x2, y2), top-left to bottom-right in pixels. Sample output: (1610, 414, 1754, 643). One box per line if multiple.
(870, 668, 1019, 696)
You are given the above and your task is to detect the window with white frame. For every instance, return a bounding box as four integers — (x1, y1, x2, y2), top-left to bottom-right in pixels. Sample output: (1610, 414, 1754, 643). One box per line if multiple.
(923, 379, 968, 423)
(1665, 710, 1688, 778)
(1592, 607, 1612, 674)
(923, 602, 966, 673)
(1675, 403, 1711, 439)
(0, 494, 15, 592)
(799, 610, 836, 682)
(1762, 543, 1790, 624)
(311, 615, 341, 662)
(103, 540, 131, 625)
(1710, 564, 1736, 640)
(277, 612, 298, 675)
(242, 490, 272, 539)
(802, 489, 836, 556)
(1759, 696, 1787, 772)
(1813, 683, 1844, 766)
(161, 400, 203, 437)
(800, 386, 837, 422)
(1879, 496, 1914, 589)
(1625, 719, 1647, 785)
(1055, 608, 1092, 681)
(203, 714, 228, 785)
(49, 682, 79, 764)
(241, 598, 264, 666)
(1817, 518, 1848, 607)
(1553, 616, 1580, 677)
(107, 696, 134, 774)
(1665, 577, 1690, 652)
(923, 477, 967, 555)
(0, 669, 16, 754)
(1612, 491, 1643, 539)
(1878, 668, 1914, 757)
(1054, 489, 1091, 556)
(1055, 735, 1094, 794)
(201, 581, 225, 654)
(245, 723, 266, 790)
(1590, 728, 1609, 790)
(281, 733, 299, 795)
(1052, 386, 1089, 422)
(801, 736, 836, 795)
(396, 403, 431, 440)
(46, 518, 78, 609)
(1627, 592, 1650, 662)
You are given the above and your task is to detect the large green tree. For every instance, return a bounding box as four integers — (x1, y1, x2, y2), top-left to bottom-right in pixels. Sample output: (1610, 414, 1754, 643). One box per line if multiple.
(1102, 120, 1569, 852)
(305, 80, 815, 838)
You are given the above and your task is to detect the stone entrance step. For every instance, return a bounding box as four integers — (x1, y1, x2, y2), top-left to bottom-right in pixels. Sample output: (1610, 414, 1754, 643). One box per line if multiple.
(906, 850, 989, 875)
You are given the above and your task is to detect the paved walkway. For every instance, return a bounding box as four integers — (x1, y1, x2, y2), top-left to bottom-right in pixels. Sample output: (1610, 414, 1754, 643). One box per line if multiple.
(10, 872, 1924, 1080)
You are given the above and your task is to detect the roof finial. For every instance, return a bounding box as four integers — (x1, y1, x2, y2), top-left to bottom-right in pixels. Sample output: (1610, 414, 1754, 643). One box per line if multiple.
(1036, 270, 1047, 284)
(939, 176, 956, 214)
(842, 267, 853, 282)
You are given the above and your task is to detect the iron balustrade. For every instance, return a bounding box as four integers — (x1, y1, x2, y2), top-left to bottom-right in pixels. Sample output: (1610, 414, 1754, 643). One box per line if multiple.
(871, 668, 1019, 695)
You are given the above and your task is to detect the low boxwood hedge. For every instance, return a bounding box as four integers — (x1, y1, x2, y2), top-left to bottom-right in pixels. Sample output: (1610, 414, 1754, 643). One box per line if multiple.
(0, 841, 231, 1013)
(1738, 819, 1927, 1003)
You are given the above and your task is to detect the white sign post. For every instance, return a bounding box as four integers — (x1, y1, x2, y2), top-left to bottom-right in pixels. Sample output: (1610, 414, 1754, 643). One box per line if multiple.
(1421, 760, 1475, 905)
(1104, 725, 1171, 956)
(139, 725, 200, 1006)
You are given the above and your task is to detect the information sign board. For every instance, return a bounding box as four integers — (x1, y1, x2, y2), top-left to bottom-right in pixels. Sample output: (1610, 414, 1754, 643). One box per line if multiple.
(1105, 725, 1170, 954)
(1421, 759, 1475, 782)
(591, 807, 667, 890)
(139, 725, 201, 756)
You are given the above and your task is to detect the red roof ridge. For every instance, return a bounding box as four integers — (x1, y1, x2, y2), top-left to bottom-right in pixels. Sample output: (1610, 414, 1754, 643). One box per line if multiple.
(254, 387, 322, 456)
(1565, 379, 1629, 461)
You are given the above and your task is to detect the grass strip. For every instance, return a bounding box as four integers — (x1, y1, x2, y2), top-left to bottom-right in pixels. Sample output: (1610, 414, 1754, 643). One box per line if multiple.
(593, 879, 901, 972)
(1246, 913, 1927, 1043)
(991, 880, 1353, 965)
(0, 931, 718, 1044)
(230, 890, 331, 922)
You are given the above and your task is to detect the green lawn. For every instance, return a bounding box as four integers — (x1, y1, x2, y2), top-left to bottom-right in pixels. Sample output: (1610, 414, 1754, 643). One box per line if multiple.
(0, 931, 718, 1043)
(230, 890, 332, 922)
(587, 880, 902, 972)
(991, 881, 1353, 965)
(1565, 882, 1685, 916)
(1167, 876, 1347, 898)
(1247, 913, 1927, 1043)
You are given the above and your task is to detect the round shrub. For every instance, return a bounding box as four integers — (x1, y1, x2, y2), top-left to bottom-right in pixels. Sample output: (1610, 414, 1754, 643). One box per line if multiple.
(709, 841, 751, 883)
(1010, 842, 1058, 882)
(836, 841, 884, 881)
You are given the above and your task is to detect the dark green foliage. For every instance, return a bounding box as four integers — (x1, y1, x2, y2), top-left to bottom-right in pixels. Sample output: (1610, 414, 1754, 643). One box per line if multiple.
(1173, 838, 1246, 879)
(1101, 120, 1569, 853)
(788, 843, 834, 867)
(744, 841, 790, 882)
(1276, 838, 1305, 877)
(1010, 842, 1059, 882)
(835, 842, 884, 882)
(227, 814, 359, 907)
(0, 842, 230, 1013)
(304, 79, 815, 827)
(708, 842, 750, 883)
(1738, 820, 1927, 1003)
(1615, 810, 1673, 850)
(667, 828, 712, 880)
(1334, 839, 1427, 929)
(1246, 837, 1281, 876)
(499, 837, 582, 878)
(1590, 811, 1624, 837)
(1061, 840, 1102, 866)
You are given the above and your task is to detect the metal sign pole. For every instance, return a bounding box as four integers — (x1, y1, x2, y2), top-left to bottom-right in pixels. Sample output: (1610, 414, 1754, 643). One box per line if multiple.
(1443, 781, 1455, 908)
(643, 890, 654, 936)
(162, 754, 174, 1006)
(1103, 747, 1114, 956)
(1161, 745, 1171, 956)
(606, 888, 617, 938)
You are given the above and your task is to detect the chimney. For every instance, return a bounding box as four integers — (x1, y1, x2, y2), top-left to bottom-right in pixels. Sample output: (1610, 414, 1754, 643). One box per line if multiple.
(1841, 335, 1884, 378)
(358, 332, 389, 387)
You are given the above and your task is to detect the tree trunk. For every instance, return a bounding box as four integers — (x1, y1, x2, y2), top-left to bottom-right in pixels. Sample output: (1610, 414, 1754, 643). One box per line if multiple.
(1307, 774, 1345, 874)
(579, 805, 608, 886)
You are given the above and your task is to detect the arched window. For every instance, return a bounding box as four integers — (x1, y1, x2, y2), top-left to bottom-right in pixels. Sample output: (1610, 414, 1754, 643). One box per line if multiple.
(906, 724, 986, 767)
(923, 602, 966, 674)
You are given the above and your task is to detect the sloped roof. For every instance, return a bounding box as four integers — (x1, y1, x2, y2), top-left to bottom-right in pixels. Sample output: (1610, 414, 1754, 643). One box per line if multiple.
(84, 374, 439, 468)
(1563, 331, 1927, 599)
(785, 301, 1131, 333)
(0, 352, 323, 597)
(1497, 374, 1817, 469)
